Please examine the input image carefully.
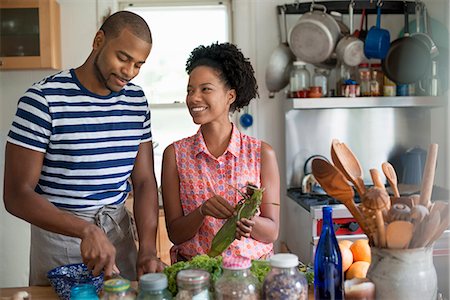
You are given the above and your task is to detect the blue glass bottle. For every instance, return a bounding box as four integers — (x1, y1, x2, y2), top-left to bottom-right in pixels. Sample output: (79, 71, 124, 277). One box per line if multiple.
(314, 206, 344, 300)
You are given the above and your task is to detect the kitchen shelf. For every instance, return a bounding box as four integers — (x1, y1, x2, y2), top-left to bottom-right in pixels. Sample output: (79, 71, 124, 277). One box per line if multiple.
(284, 96, 446, 110)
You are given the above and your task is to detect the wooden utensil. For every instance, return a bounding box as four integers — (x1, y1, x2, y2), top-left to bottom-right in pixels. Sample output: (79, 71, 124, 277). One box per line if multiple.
(362, 187, 390, 248)
(331, 139, 366, 197)
(428, 203, 449, 246)
(386, 220, 414, 249)
(387, 203, 411, 222)
(419, 144, 438, 208)
(410, 208, 440, 248)
(311, 158, 370, 237)
(382, 162, 400, 198)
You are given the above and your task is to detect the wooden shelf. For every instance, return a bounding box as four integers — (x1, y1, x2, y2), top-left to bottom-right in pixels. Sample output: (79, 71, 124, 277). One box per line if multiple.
(284, 96, 447, 110)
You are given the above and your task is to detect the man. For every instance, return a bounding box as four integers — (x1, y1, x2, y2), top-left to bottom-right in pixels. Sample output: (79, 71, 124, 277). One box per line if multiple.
(3, 11, 164, 285)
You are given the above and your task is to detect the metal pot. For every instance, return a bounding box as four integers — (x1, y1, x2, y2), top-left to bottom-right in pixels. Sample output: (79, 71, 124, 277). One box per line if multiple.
(302, 154, 329, 195)
(289, 3, 341, 64)
(335, 1, 364, 67)
(265, 6, 296, 98)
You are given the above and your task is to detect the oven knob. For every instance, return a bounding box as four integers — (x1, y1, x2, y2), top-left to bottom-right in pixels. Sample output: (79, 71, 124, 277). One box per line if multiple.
(333, 223, 341, 232)
(348, 222, 359, 232)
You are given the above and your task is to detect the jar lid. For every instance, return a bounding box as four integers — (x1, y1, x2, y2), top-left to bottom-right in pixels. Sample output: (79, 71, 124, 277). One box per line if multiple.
(293, 60, 307, 66)
(358, 63, 369, 68)
(177, 269, 210, 287)
(270, 253, 299, 268)
(222, 256, 252, 270)
(104, 278, 130, 292)
(140, 273, 168, 291)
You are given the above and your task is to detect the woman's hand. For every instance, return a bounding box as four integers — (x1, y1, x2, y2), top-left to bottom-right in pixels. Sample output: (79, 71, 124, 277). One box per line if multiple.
(200, 195, 235, 219)
(236, 217, 256, 239)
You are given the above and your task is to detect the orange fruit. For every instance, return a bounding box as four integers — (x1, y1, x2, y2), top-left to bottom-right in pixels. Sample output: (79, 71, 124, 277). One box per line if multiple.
(346, 261, 370, 280)
(339, 239, 353, 249)
(339, 243, 353, 272)
(350, 239, 371, 263)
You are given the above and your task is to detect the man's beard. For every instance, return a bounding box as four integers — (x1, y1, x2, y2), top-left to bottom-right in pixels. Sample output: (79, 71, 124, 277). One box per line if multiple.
(93, 53, 112, 92)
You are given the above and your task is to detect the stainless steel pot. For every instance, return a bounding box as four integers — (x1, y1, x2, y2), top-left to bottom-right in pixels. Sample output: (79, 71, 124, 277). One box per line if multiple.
(289, 3, 341, 64)
(335, 1, 364, 67)
(265, 6, 296, 98)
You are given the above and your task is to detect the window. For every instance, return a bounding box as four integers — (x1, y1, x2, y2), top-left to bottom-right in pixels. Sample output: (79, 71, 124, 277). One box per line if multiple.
(119, 1, 232, 186)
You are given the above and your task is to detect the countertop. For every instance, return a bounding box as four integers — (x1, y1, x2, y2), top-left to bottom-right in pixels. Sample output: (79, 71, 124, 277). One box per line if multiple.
(0, 284, 315, 299)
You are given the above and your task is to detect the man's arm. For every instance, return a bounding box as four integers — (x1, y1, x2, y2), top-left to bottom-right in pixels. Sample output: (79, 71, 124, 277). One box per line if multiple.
(131, 141, 165, 276)
(3, 142, 118, 276)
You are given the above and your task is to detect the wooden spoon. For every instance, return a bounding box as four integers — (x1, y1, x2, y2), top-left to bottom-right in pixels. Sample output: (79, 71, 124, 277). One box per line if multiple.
(312, 158, 370, 236)
(429, 202, 449, 246)
(362, 187, 390, 248)
(419, 144, 438, 209)
(386, 220, 414, 249)
(382, 162, 400, 198)
(331, 139, 366, 197)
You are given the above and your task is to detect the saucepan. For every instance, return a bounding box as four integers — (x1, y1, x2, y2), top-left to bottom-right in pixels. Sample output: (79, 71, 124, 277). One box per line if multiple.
(335, 0, 364, 67)
(364, 3, 390, 59)
(265, 6, 295, 98)
(289, 2, 341, 64)
(301, 154, 329, 195)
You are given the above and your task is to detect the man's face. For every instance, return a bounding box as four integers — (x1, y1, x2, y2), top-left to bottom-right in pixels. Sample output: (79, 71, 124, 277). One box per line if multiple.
(93, 28, 151, 93)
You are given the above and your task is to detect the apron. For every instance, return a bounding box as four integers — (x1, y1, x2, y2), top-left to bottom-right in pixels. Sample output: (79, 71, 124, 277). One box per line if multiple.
(29, 203, 138, 285)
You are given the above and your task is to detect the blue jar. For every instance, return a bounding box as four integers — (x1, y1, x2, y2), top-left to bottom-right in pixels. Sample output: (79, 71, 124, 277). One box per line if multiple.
(71, 283, 99, 300)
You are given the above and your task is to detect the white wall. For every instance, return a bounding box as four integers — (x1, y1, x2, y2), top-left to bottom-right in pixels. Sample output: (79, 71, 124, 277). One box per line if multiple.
(1, 0, 449, 287)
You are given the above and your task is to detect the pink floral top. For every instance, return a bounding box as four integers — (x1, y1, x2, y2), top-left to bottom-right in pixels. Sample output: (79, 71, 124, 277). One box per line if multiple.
(171, 124, 273, 262)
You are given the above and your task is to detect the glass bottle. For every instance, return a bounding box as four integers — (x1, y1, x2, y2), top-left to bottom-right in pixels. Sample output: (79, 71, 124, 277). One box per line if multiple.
(383, 75, 396, 97)
(370, 62, 384, 95)
(314, 206, 344, 300)
(289, 60, 311, 98)
(262, 253, 308, 300)
(369, 70, 381, 97)
(176, 269, 210, 300)
(358, 63, 370, 97)
(71, 283, 99, 300)
(101, 278, 136, 300)
(215, 256, 259, 300)
(313, 68, 329, 97)
(429, 60, 440, 96)
(337, 63, 352, 96)
(137, 273, 172, 300)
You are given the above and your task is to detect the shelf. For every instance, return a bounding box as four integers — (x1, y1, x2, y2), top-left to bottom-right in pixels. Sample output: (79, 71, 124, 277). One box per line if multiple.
(284, 96, 446, 110)
(279, 1, 416, 15)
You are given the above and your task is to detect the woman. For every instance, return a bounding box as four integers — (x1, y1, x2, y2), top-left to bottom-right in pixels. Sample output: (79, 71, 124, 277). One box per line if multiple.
(161, 42, 280, 263)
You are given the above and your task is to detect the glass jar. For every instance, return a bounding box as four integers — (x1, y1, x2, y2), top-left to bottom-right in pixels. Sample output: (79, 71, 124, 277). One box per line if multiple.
(358, 63, 370, 96)
(370, 62, 384, 95)
(369, 70, 381, 96)
(71, 283, 99, 300)
(289, 60, 310, 98)
(215, 256, 259, 300)
(137, 273, 172, 300)
(262, 253, 308, 300)
(383, 76, 396, 97)
(312, 68, 329, 97)
(101, 278, 136, 300)
(176, 269, 210, 300)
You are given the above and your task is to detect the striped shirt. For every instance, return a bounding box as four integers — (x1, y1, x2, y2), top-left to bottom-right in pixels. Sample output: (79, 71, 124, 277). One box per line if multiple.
(7, 69, 152, 210)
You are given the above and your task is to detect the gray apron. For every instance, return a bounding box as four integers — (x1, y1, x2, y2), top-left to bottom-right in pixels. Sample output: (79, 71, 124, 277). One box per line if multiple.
(29, 203, 138, 285)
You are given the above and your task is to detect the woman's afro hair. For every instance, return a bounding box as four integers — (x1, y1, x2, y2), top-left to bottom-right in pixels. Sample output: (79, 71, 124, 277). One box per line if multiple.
(185, 42, 259, 113)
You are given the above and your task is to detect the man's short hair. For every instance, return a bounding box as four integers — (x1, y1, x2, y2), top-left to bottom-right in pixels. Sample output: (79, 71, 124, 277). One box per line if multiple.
(100, 11, 152, 44)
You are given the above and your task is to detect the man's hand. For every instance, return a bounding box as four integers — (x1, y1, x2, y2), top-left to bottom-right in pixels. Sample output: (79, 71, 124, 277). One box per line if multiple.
(137, 252, 167, 277)
(80, 224, 118, 277)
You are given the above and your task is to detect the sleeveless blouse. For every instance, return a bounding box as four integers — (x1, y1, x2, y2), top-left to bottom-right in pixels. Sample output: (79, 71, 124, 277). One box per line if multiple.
(171, 124, 273, 262)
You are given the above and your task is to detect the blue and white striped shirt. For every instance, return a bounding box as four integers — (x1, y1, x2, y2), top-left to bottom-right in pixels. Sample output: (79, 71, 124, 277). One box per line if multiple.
(7, 69, 152, 210)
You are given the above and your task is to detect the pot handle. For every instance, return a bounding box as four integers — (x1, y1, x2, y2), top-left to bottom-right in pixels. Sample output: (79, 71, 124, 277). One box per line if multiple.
(310, 3, 327, 14)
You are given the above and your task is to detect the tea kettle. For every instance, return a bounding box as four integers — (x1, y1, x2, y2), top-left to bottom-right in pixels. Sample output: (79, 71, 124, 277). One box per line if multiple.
(401, 147, 427, 185)
(302, 155, 329, 195)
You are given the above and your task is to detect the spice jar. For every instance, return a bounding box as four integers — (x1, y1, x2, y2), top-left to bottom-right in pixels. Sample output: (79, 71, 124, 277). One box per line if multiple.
(308, 86, 322, 98)
(215, 256, 259, 300)
(289, 60, 311, 98)
(101, 278, 136, 300)
(176, 269, 210, 300)
(262, 253, 308, 300)
(137, 273, 172, 300)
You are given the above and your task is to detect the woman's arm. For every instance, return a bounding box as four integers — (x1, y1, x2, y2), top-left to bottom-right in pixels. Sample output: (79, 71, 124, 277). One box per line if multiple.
(236, 142, 280, 243)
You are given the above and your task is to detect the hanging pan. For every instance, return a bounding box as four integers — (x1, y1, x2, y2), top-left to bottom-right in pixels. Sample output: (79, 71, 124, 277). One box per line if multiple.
(382, 3, 431, 84)
(265, 6, 296, 98)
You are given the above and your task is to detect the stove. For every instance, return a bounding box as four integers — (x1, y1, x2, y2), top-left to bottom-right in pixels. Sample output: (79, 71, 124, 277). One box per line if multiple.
(285, 187, 367, 265)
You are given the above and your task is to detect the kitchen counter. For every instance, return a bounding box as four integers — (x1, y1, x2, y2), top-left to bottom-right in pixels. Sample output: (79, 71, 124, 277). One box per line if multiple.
(0, 283, 315, 299)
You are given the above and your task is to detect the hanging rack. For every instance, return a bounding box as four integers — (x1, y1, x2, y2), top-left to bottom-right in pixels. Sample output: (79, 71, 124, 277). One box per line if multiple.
(278, 1, 417, 15)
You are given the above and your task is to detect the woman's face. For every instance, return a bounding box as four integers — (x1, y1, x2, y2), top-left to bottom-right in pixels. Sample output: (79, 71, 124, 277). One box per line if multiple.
(186, 66, 235, 125)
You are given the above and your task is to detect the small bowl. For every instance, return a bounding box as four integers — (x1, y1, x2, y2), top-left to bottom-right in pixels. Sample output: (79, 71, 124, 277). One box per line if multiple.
(47, 263, 103, 300)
